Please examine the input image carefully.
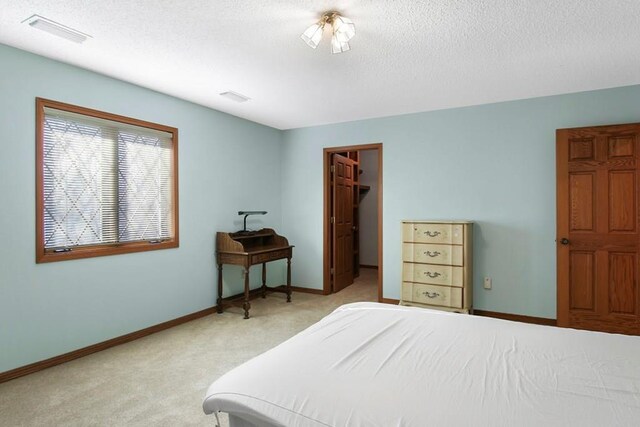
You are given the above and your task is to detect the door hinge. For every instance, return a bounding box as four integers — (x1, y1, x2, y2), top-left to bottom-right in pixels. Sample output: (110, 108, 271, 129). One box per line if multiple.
(330, 216, 335, 224)
(331, 268, 334, 275)
(330, 165, 335, 173)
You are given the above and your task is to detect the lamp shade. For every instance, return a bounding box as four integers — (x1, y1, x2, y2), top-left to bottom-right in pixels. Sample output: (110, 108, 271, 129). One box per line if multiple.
(332, 15, 355, 43)
(301, 22, 325, 49)
(331, 33, 351, 54)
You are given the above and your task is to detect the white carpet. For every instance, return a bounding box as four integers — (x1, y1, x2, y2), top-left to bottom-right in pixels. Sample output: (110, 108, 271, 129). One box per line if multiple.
(0, 270, 378, 426)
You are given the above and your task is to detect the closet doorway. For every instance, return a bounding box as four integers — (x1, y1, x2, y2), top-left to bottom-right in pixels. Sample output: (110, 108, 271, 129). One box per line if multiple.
(323, 143, 383, 301)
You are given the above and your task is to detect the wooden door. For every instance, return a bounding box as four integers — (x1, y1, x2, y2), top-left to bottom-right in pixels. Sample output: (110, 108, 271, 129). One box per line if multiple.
(557, 123, 640, 334)
(332, 154, 355, 292)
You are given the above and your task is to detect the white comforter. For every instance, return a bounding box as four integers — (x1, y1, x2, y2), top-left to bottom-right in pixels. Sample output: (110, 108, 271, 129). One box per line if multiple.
(203, 302, 640, 426)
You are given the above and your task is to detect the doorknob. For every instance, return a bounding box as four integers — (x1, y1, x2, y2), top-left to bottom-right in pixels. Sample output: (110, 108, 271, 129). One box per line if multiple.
(560, 238, 570, 245)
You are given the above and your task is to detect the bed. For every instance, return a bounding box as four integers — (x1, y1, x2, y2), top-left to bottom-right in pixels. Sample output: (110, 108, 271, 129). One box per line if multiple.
(203, 302, 640, 426)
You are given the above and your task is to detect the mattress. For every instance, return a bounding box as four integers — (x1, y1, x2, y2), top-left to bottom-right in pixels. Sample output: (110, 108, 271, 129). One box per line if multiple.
(203, 302, 640, 426)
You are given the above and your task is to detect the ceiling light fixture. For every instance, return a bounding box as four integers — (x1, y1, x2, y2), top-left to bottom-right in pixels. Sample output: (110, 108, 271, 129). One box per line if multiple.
(22, 14, 91, 44)
(220, 91, 251, 103)
(301, 12, 355, 54)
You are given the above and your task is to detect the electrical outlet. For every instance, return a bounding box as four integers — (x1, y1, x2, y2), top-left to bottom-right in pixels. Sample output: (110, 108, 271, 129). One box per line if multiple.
(483, 277, 492, 290)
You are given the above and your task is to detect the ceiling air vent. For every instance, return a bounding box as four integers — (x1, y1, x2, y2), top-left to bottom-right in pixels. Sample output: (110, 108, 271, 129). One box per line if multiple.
(22, 14, 91, 44)
(220, 91, 250, 103)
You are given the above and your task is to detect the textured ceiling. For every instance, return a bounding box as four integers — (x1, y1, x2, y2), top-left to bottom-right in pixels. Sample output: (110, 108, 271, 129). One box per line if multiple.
(1, 1, 639, 129)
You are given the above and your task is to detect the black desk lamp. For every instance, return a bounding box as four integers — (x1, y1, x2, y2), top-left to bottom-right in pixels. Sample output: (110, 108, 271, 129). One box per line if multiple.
(238, 211, 267, 232)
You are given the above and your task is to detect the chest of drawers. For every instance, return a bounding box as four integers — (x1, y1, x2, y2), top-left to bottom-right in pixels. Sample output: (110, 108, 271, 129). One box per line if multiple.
(400, 221, 473, 313)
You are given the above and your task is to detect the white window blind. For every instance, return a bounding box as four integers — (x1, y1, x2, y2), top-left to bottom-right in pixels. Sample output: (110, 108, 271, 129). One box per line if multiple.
(42, 107, 174, 250)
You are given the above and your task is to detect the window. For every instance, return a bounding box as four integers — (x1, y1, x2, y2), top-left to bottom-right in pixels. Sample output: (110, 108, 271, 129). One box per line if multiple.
(36, 98, 179, 262)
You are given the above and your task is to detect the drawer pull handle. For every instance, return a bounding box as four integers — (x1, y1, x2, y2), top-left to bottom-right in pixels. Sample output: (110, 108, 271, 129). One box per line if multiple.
(423, 291, 440, 299)
(423, 231, 441, 237)
(424, 251, 441, 257)
(424, 271, 441, 278)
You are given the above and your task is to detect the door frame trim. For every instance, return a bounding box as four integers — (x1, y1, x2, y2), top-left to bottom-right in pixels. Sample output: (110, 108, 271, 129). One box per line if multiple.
(556, 128, 570, 327)
(323, 143, 383, 301)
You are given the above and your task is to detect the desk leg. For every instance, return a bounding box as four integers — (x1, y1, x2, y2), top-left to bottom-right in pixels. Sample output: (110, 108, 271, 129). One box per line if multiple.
(243, 267, 251, 319)
(216, 264, 223, 314)
(261, 262, 267, 298)
(286, 257, 292, 303)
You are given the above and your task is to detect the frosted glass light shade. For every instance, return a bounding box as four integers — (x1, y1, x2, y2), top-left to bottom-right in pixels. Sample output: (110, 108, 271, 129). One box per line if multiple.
(332, 15, 355, 43)
(331, 34, 351, 54)
(301, 22, 325, 49)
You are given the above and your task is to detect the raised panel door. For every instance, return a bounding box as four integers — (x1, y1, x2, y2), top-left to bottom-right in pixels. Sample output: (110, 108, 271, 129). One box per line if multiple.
(557, 124, 640, 334)
(332, 154, 355, 292)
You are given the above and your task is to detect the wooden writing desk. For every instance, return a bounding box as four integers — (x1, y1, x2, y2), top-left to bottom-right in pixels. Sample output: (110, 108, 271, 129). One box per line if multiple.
(216, 228, 293, 319)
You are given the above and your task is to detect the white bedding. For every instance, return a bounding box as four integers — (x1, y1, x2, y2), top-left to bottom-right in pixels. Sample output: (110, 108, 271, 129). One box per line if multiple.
(203, 302, 640, 426)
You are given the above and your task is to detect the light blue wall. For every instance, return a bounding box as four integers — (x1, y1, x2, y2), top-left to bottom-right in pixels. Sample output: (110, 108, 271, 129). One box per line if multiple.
(281, 85, 640, 319)
(0, 44, 283, 373)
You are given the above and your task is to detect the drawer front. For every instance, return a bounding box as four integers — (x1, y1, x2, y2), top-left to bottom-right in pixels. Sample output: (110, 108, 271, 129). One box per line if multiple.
(403, 282, 463, 308)
(251, 249, 290, 264)
(403, 223, 463, 244)
(403, 263, 463, 287)
(402, 243, 463, 266)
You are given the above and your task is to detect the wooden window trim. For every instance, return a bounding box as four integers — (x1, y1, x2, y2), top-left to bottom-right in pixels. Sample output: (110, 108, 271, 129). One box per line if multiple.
(35, 98, 179, 263)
